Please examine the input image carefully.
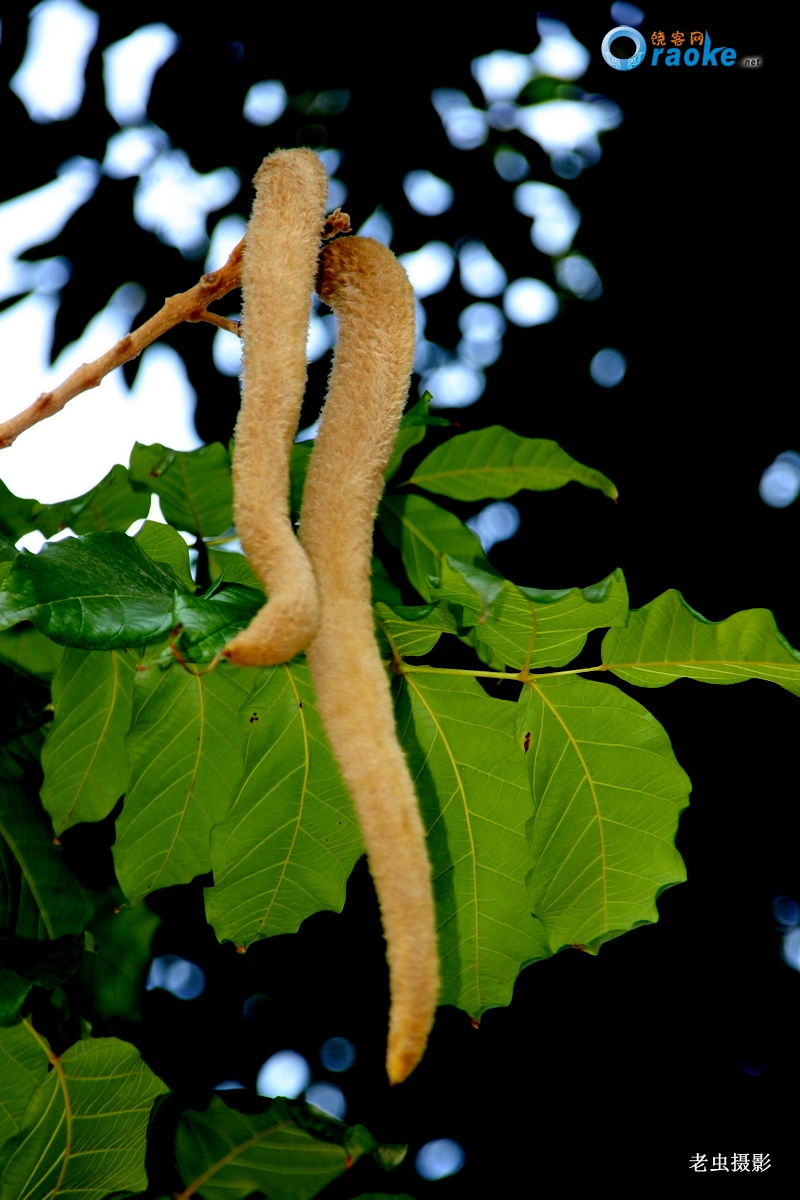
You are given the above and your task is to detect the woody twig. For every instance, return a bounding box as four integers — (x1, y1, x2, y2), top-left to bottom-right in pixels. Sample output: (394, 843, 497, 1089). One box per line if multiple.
(0, 240, 244, 450)
(0, 207, 350, 451)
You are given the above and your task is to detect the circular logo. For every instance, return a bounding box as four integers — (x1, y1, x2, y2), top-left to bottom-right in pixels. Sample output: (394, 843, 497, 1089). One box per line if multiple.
(601, 25, 647, 70)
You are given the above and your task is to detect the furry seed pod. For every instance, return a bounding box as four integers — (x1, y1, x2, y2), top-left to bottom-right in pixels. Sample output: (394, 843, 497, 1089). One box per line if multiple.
(300, 236, 439, 1084)
(223, 148, 328, 666)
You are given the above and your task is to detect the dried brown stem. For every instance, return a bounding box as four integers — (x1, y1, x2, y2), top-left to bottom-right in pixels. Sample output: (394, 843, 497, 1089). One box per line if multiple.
(0, 238, 248, 448)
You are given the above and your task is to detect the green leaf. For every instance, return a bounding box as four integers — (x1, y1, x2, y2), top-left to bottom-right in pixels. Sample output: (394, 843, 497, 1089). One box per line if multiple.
(0, 931, 84, 1025)
(175, 1096, 374, 1200)
(290, 441, 313, 521)
(408, 426, 618, 501)
(35, 465, 150, 538)
(434, 559, 629, 670)
(207, 548, 263, 592)
(0, 933, 83, 989)
(379, 493, 492, 602)
(0, 969, 31, 1026)
(385, 392, 449, 482)
(0, 626, 63, 681)
(517, 676, 689, 954)
(129, 442, 233, 537)
(206, 661, 362, 947)
(114, 662, 256, 905)
(41, 649, 137, 834)
(0, 1028, 166, 1200)
(0, 778, 91, 940)
(396, 672, 549, 1019)
(0, 533, 180, 649)
(135, 521, 195, 592)
(374, 601, 459, 660)
(0, 1023, 43, 1145)
(173, 587, 264, 664)
(603, 590, 800, 694)
(370, 557, 401, 607)
(80, 894, 160, 1024)
(0, 481, 38, 542)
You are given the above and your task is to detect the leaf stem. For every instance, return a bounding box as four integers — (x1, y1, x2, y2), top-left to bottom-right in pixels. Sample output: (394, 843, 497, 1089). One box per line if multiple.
(22, 1019, 72, 1199)
(397, 662, 608, 682)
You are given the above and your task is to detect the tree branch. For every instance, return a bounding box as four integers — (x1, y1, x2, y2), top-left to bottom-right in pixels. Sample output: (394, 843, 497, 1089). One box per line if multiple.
(0, 206, 352, 451)
(0, 239, 245, 449)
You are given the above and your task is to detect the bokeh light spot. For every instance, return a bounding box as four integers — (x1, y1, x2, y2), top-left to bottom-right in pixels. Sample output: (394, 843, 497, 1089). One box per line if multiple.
(772, 895, 800, 928)
(243, 80, 288, 126)
(424, 361, 485, 409)
(466, 501, 520, 552)
(494, 149, 529, 182)
(403, 170, 454, 216)
(256, 1051, 311, 1099)
(759, 453, 800, 508)
(415, 1138, 466, 1181)
(145, 954, 205, 1000)
(399, 242, 455, 298)
(503, 278, 558, 327)
(103, 23, 179, 127)
(11, 0, 99, 124)
(458, 241, 507, 298)
(781, 927, 800, 973)
(590, 347, 627, 388)
(610, 3, 645, 27)
(320, 1037, 356, 1072)
(305, 1082, 347, 1120)
(242, 993, 270, 1022)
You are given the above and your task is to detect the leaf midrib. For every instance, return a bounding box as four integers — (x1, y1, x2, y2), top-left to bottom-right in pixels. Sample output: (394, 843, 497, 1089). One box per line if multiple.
(405, 676, 482, 1010)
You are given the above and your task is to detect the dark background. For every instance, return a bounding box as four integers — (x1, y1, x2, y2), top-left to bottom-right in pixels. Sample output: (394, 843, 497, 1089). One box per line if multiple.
(2, 4, 793, 1191)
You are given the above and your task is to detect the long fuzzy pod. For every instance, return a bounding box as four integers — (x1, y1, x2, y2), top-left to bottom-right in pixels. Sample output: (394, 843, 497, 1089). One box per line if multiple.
(300, 237, 439, 1084)
(223, 149, 328, 666)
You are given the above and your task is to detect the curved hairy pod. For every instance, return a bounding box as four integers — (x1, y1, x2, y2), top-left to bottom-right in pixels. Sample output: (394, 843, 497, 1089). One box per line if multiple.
(223, 149, 328, 666)
(300, 237, 439, 1083)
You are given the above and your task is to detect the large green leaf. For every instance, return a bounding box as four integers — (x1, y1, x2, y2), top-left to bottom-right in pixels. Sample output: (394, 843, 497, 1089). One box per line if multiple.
(80, 892, 160, 1024)
(603, 590, 800, 694)
(0, 931, 84, 1026)
(0, 1026, 166, 1200)
(114, 662, 256, 905)
(207, 548, 262, 592)
(385, 392, 449, 482)
(378, 494, 491, 602)
(0, 1023, 43, 1146)
(433, 559, 629, 670)
(0, 482, 38, 542)
(408, 426, 618, 501)
(395, 671, 548, 1019)
(0, 779, 91, 940)
(41, 649, 137, 834)
(0, 627, 63, 681)
(374, 601, 459, 660)
(0, 533, 181, 648)
(135, 521, 195, 592)
(129, 442, 233, 537)
(206, 661, 362, 946)
(517, 675, 689, 954)
(0, 969, 31, 1026)
(175, 1096, 382, 1200)
(173, 586, 264, 664)
(34, 465, 149, 538)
